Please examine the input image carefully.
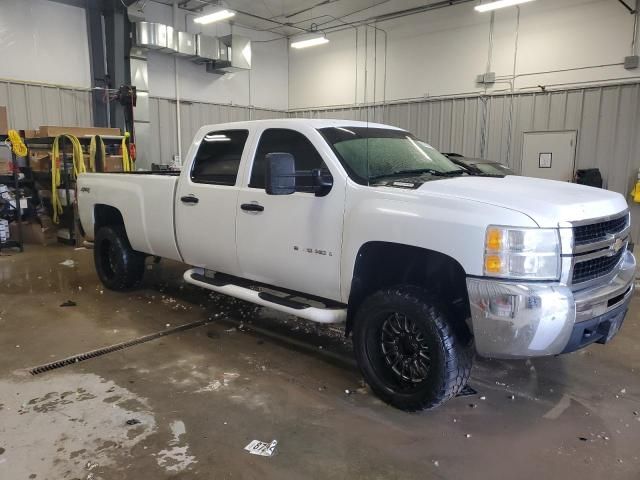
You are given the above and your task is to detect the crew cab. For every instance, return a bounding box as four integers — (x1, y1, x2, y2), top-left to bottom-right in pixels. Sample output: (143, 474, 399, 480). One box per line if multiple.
(78, 119, 636, 411)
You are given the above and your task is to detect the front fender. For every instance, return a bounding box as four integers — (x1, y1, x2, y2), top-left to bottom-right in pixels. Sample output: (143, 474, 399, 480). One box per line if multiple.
(340, 183, 538, 302)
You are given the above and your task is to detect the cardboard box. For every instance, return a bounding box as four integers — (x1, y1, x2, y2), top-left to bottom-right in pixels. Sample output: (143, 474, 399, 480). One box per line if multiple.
(29, 150, 51, 172)
(38, 125, 121, 138)
(0, 106, 8, 135)
(103, 155, 124, 172)
(33, 152, 89, 173)
(0, 158, 13, 174)
(23, 129, 40, 138)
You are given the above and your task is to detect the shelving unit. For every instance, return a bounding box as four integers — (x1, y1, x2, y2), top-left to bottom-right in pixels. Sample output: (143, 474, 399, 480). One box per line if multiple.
(25, 134, 125, 245)
(0, 138, 24, 253)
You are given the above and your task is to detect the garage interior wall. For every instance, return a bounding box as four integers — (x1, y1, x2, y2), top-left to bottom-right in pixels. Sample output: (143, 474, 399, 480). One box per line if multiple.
(0, 0, 288, 165)
(288, 0, 640, 108)
(148, 98, 286, 168)
(287, 0, 640, 242)
(2, 0, 640, 240)
(141, 1, 288, 162)
(290, 83, 640, 241)
(0, 0, 93, 128)
(0, 81, 93, 130)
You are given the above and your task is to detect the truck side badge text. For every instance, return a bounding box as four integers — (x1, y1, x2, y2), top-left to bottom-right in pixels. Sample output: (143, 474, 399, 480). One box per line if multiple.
(293, 246, 333, 257)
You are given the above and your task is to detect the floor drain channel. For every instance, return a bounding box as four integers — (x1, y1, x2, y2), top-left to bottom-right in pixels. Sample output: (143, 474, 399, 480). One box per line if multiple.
(29, 319, 210, 375)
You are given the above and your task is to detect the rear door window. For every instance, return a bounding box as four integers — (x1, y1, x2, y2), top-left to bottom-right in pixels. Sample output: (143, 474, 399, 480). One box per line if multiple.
(191, 130, 249, 185)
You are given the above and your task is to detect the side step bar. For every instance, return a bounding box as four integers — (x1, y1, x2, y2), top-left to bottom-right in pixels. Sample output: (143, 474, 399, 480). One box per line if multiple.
(184, 268, 347, 324)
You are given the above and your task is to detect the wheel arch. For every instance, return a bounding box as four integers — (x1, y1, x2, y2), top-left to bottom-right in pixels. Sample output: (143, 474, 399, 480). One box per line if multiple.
(94, 204, 128, 239)
(346, 241, 471, 338)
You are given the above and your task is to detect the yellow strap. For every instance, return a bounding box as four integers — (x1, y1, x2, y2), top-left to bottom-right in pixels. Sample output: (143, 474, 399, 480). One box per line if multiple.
(121, 132, 132, 172)
(7, 130, 27, 157)
(633, 182, 640, 203)
(51, 134, 86, 223)
(89, 135, 96, 172)
(89, 135, 105, 172)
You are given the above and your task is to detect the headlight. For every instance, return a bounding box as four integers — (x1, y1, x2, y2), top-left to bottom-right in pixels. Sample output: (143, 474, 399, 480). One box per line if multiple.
(484, 226, 560, 280)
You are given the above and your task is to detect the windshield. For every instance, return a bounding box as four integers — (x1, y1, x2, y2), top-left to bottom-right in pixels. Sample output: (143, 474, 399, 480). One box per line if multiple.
(319, 127, 463, 185)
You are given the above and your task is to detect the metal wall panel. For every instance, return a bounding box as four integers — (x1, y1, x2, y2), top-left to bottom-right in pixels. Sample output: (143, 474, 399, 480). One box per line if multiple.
(290, 83, 640, 242)
(4, 79, 639, 241)
(148, 96, 286, 165)
(0, 81, 92, 130)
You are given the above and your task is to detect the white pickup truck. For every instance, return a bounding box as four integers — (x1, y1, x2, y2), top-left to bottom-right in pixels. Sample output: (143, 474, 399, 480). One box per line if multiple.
(78, 119, 635, 411)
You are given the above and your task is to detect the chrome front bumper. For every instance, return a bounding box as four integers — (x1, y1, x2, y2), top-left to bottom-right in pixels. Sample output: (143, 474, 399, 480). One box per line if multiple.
(466, 250, 636, 358)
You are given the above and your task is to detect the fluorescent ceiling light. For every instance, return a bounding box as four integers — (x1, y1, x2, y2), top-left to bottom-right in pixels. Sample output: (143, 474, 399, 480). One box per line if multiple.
(290, 33, 329, 49)
(194, 8, 235, 24)
(475, 0, 535, 12)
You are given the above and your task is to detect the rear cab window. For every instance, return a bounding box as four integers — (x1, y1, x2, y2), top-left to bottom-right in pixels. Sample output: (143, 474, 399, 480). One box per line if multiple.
(191, 130, 249, 185)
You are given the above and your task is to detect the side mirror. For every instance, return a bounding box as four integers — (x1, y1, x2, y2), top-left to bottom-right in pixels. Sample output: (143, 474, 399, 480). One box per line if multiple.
(311, 168, 333, 197)
(265, 152, 296, 195)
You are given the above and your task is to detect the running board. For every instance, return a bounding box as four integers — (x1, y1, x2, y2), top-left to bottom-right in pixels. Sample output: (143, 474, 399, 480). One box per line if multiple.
(184, 268, 347, 324)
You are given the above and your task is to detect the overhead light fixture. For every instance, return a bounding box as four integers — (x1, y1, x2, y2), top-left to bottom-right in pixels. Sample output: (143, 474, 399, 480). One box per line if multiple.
(194, 8, 236, 24)
(474, 0, 535, 12)
(290, 33, 329, 49)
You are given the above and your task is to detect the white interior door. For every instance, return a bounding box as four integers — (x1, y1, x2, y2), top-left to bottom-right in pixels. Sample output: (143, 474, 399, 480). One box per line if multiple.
(521, 131, 577, 182)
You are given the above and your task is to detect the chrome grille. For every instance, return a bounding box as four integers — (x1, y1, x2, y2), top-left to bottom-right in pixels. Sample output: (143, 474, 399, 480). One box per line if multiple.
(573, 215, 628, 245)
(567, 211, 630, 286)
(572, 249, 625, 284)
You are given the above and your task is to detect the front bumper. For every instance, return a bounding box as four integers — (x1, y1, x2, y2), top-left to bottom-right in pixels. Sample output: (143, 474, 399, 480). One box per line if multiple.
(466, 250, 636, 358)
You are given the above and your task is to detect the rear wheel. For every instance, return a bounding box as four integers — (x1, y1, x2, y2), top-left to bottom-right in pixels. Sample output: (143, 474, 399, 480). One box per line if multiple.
(353, 286, 472, 411)
(94, 225, 145, 291)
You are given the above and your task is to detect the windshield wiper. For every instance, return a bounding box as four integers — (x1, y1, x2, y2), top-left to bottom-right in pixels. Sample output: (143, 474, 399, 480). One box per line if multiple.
(369, 168, 464, 181)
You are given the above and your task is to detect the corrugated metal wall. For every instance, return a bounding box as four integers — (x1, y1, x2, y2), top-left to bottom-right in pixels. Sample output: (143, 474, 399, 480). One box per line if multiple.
(0, 80, 92, 129)
(0, 81, 286, 166)
(149, 97, 287, 165)
(290, 82, 640, 242)
(5, 79, 640, 240)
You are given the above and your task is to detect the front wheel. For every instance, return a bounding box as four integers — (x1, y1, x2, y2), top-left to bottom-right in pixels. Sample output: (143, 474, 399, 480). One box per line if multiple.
(353, 286, 472, 411)
(94, 225, 145, 291)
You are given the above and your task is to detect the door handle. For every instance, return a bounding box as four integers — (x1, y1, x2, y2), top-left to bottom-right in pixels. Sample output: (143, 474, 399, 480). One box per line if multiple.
(240, 203, 264, 212)
(181, 195, 199, 204)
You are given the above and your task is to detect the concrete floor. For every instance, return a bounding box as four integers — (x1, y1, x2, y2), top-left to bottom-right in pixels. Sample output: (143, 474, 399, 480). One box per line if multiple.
(0, 245, 639, 480)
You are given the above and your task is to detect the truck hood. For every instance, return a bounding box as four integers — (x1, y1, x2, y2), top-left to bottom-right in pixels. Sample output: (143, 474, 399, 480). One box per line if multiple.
(418, 175, 629, 227)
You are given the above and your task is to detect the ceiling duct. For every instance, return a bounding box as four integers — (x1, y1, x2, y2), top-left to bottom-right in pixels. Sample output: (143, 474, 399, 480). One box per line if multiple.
(193, 35, 227, 64)
(127, 3, 146, 23)
(176, 31, 197, 57)
(135, 22, 176, 52)
(207, 35, 252, 74)
(129, 47, 151, 170)
(162, 25, 176, 53)
(134, 23, 251, 75)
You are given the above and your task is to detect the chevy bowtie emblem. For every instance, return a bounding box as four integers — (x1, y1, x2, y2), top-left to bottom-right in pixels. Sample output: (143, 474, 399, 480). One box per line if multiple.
(611, 237, 624, 253)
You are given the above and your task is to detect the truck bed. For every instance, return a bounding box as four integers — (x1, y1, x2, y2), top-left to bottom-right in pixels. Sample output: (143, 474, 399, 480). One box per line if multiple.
(77, 172, 182, 261)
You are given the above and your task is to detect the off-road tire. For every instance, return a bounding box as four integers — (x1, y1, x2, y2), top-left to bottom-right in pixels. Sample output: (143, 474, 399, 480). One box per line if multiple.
(94, 225, 145, 291)
(353, 285, 472, 411)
